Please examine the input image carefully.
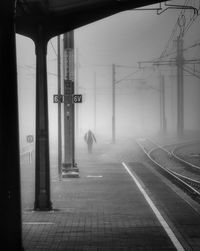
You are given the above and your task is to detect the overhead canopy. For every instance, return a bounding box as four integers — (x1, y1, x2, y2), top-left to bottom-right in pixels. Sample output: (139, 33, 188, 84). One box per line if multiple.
(16, 0, 166, 40)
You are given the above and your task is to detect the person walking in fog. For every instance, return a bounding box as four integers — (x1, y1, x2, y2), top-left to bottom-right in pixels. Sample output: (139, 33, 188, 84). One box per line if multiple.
(84, 130, 97, 153)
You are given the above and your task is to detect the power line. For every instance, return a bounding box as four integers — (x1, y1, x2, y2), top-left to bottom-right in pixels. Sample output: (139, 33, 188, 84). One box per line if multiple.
(183, 13, 199, 33)
(183, 66, 200, 79)
(151, 37, 200, 61)
(18, 64, 62, 78)
(50, 40, 57, 57)
(115, 69, 140, 84)
(159, 0, 193, 59)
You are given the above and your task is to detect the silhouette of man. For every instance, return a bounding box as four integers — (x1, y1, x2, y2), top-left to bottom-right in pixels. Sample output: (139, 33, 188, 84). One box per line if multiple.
(84, 130, 96, 153)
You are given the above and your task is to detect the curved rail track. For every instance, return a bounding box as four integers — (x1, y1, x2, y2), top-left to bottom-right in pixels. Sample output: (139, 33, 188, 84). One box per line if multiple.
(136, 138, 200, 203)
(172, 142, 200, 171)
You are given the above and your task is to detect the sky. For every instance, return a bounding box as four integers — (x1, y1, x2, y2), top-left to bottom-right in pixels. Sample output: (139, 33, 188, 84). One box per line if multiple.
(16, 1, 200, 151)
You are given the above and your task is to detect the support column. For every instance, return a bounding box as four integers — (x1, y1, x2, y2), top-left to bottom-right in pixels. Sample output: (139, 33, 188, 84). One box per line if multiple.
(94, 72, 97, 133)
(177, 36, 184, 137)
(160, 75, 167, 134)
(63, 79, 75, 167)
(34, 25, 52, 210)
(57, 35, 62, 180)
(62, 31, 78, 173)
(112, 64, 116, 144)
(75, 48, 79, 138)
(0, 1, 24, 249)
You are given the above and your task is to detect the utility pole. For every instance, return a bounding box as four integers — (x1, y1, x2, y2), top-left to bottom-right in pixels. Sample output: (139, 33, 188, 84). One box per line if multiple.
(159, 74, 167, 134)
(94, 72, 97, 133)
(138, 34, 187, 137)
(176, 35, 184, 137)
(112, 64, 116, 144)
(75, 48, 79, 138)
(57, 35, 62, 180)
(111, 65, 142, 142)
(62, 31, 78, 175)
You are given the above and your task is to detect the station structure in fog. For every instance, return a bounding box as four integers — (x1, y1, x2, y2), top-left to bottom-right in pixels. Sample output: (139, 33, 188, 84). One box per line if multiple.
(2, 0, 200, 250)
(138, 31, 200, 137)
(2, 1, 170, 250)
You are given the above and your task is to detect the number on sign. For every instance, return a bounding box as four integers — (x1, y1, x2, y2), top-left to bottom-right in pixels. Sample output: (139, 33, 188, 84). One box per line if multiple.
(53, 95, 64, 103)
(27, 135, 34, 143)
(72, 95, 82, 103)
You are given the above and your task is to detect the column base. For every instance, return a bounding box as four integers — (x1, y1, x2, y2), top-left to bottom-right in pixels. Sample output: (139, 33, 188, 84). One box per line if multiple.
(62, 163, 79, 178)
(34, 193, 52, 211)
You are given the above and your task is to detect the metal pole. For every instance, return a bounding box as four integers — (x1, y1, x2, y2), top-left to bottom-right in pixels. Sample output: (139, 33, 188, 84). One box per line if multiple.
(112, 64, 116, 144)
(176, 36, 184, 137)
(34, 25, 52, 211)
(57, 35, 62, 180)
(1, 1, 24, 249)
(75, 48, 79, 138)
(160, 74, 167, 134)
(63, 31, 78, 173)
(159, 76, 162, 132)
(94, 72, 96, 133)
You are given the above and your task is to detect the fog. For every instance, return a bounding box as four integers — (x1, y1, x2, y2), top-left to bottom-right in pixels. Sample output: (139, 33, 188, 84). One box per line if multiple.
(17, 1, 200, 159)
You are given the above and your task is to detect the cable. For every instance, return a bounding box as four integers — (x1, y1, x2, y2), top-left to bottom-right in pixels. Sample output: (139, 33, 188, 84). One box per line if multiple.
(50, 40, 57, 57)
(183, 14, 199, 33)
(159, 0, 190, 59)
(159, 38, 200, 60)
(20, 64, 63, 78)
(159, 0, 200, 61)
(186, 65, 200, 74)
(115, 69, 140, 84)
(183, 66, 200, 79)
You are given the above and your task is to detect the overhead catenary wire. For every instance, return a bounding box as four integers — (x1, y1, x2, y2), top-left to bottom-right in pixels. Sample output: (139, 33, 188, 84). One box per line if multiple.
(159, 0, 192, 59)
(183, 13, 199, 33)
(50, 39, 57, 57)
(159, 38, 200, 60)
(183, 66, 200, 79)
(140, 0, 200, 78)
(18, 64, 63, 78)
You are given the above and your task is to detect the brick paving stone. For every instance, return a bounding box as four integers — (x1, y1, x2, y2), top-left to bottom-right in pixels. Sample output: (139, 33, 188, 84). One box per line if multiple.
(21, 142, 177, 251)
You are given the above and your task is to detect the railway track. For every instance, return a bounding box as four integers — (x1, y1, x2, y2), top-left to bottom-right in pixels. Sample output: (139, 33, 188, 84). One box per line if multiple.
(136, 138, 200, 203)
(172, 142, 200, 171)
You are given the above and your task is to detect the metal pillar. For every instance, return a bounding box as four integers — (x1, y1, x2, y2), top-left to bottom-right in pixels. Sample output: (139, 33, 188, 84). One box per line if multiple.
(160, 75, 167, 134)
(34, 25, 52, 210)
(176, 36, 184, 137)
(75, 48, 79, 138)
(0, 1, 24, 249)
(112, 64, 116, 144)
(63, 79, 75, 167)
(94, 72, 97, 133)
(57, 35, 62, 180)
(63, 31, 77, 170)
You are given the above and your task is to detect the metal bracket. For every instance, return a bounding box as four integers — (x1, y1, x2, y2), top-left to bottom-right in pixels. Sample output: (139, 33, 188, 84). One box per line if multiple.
(131, 1, 198, 16)
(157, 2, 198, 16)
(131, 4, 162, 12)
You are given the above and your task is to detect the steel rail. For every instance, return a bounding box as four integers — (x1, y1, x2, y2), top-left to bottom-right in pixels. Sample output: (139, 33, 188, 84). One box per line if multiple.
(171, 143, 200, 171)
(136, 138, 200, 203)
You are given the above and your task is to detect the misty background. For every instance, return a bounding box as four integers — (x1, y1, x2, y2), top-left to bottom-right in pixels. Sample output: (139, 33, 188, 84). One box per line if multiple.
(16, 1, 200, 158)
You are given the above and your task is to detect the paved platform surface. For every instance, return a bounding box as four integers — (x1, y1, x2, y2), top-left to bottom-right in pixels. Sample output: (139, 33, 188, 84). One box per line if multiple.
(127, 161, 200, 251)
(21, 140, 200, 250)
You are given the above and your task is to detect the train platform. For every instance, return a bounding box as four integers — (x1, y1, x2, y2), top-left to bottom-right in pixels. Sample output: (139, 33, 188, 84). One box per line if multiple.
(21, 140, 200, 250)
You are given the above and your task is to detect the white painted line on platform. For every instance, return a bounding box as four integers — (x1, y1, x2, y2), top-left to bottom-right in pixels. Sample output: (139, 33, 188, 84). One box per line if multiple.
(86, 175, 103, 178)
(122, 162, 185, 251)
(23, 222, 55, 225)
